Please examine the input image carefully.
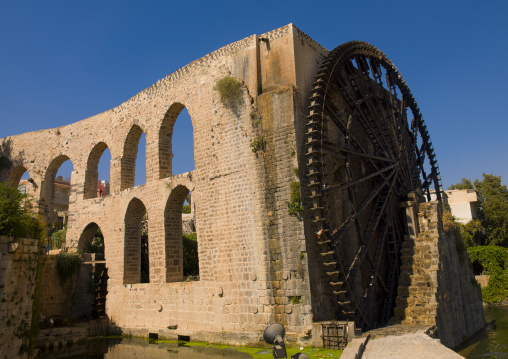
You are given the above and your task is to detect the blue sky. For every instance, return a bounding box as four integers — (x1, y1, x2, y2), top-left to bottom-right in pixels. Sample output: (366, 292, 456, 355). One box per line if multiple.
(1, 1, 507, 188)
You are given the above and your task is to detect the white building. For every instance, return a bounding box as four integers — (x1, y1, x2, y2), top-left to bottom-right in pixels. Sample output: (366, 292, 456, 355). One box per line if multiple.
(430, 189, 482, 224)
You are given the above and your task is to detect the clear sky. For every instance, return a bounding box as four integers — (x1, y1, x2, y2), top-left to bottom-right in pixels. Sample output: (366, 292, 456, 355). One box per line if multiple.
(1, 0, 507, 188)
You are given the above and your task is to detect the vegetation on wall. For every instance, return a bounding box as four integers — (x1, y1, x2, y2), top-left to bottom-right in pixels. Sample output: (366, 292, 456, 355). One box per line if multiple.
(286, 181, 304, 216)
(183, 232, 199, 278)
(467, 245, 508, 303)
(214, 76, 243, 108)
(182, 204, 191, 214)
(250, 136, 265, 153)
(56, 252, 82, 283)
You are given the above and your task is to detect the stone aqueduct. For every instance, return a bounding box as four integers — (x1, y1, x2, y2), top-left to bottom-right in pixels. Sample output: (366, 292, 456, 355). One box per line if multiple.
(0, 24, 485, 346)
(2, 24, 326, 341)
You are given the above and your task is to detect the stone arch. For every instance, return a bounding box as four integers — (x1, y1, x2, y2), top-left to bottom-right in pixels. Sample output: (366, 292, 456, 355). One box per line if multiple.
(159, 102, 189, 179)
(84, 142, 110, 199)
(121, 125, 145, 191)
(78, 222, 104, 253)
(164, 184, 198, 282)
(124, 197, 148, 284)
(7, 165, 28, 186)
(40, 155, 73, 225)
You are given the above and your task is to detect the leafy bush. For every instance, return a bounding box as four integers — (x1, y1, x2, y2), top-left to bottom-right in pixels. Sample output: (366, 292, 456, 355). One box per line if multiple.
(56, 252, 82, 283)
(214, 76, 243, 107)
(286, 181, 304, 216)
(467, 245, 508, 303)
(49, 227, 66, 249)
(182, 205, 191, 214)
(183, 232, 199, 277)
(0, 182, 45, 241)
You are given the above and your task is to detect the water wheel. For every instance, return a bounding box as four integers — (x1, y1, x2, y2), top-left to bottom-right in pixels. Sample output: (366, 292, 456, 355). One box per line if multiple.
(304, 41, 442, 330)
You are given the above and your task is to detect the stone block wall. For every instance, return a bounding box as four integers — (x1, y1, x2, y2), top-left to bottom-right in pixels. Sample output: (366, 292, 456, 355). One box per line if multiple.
(0, 24, 329, 344)
(393, 201, 485, 348)
(39, 255, 96, 321)
(0, 236, 40, 359)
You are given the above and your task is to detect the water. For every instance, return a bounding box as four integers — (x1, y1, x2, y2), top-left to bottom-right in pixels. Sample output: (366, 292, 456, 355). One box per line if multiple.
(38, 307, 508, 359)
(39, 337, 253, 359)
(459, 306, 508, 358)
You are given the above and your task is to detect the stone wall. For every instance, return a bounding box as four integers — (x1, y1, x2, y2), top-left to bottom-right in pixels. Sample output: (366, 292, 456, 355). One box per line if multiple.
(0, 24, 327, 344)
(393, 200, 485, 348)
(0, 236, 40, 359)
(39, 254, 100, 322)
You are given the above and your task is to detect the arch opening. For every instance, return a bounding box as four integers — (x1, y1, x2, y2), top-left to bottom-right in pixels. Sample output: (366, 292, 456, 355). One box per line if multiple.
(14, 167, 37, 207)
(164, 185, 199, 282)
(121, 125, 146, 190)
(84, 142, 111, 199)
(159, 104, 194, 179)
(124, 198, 149, 284)
(78, 222, 108, 320)
(8, 166, 29, 186)
(78, 222, 105, 255)
(40, 156, 73, 229)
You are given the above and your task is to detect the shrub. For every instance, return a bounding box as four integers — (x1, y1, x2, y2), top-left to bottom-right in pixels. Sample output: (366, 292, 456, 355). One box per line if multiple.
(182, 205, 191, 214)
(214, 76, 243, 107)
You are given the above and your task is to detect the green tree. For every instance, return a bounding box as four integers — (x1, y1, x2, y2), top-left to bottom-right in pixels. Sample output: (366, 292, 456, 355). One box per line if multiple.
(0, 181, 45, 240)
(467, 245, 508, 303)
(463, 219, 484, 246)
(448, 178, 474, 190)
(474, 174, 508, 247)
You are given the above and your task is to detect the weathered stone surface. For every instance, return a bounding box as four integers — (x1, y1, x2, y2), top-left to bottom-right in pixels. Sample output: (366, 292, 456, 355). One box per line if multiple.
(0, 24, 327, 344)
(0, 236, 40, 359)
(392, 200, 485, 348)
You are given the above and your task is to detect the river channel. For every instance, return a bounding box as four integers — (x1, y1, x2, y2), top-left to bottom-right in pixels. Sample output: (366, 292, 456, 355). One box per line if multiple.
(459, 305, 508, 358)
(38, 305, 507, 358)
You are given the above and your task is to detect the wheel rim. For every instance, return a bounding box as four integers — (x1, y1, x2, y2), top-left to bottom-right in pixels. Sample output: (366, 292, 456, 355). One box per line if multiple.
(305, 41, 442, 330)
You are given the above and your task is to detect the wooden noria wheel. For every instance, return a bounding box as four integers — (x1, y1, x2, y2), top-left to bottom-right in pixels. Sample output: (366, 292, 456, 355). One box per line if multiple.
(304, 41, 442, 330)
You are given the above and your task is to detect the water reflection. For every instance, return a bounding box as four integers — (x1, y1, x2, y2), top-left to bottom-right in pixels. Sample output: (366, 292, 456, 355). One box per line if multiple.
(39, 338, 253, 359)
(459, 306, 508, 358)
